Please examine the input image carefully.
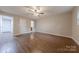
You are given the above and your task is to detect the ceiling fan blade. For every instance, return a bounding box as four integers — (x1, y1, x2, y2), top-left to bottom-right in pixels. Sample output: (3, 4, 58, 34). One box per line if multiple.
(24, 7, 34, 14)
(39, 12, 44, 14)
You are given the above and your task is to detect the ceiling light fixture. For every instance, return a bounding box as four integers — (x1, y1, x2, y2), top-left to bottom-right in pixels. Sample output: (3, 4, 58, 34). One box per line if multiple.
(25, 6, 44, 16)
(31, 7, 40, 16)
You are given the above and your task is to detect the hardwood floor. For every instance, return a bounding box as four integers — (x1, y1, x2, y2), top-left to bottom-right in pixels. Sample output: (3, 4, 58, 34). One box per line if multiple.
(0, 32, 79, 53)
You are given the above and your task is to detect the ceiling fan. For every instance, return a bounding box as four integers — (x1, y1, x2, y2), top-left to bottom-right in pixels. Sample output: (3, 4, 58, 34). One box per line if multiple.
(24, 6, 44, 16)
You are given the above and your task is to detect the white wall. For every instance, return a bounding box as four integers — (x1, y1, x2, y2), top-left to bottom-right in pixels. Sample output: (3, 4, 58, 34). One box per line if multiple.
(19, 17, 30, 34)
(13, 16, 20, 35)
(36, 12, 72, 38)
(72, 7, 79, 45)
(13, 16, 31, 35)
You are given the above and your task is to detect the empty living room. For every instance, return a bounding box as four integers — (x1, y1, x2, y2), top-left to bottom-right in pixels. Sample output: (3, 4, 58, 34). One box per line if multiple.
(0, 6, 79, 53)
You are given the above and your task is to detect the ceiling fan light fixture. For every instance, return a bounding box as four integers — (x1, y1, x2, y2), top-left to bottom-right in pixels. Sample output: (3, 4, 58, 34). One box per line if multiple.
(33, 12, 39, 16)
(25, 6, 44, 16)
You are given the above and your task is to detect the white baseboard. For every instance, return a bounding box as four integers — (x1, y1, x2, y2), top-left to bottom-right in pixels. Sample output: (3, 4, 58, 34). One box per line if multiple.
(72, 37, 79, 45)
(14, 32, 31, 36)
(37, 31, 79, 45)
(36, 31, 72, 38)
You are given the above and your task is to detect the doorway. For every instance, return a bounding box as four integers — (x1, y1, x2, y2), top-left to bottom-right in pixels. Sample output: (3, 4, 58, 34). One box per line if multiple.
(30, 20, 35, 32)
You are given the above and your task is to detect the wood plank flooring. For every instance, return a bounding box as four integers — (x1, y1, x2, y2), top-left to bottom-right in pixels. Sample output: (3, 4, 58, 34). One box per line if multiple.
(0, 32, 79, 53)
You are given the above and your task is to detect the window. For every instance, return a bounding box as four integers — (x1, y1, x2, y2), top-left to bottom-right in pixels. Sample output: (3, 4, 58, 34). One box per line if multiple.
(0, 15, 13, 33)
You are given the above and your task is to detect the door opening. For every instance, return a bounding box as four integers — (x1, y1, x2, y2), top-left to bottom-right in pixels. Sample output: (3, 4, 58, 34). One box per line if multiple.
(30, 20, 35, 32)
